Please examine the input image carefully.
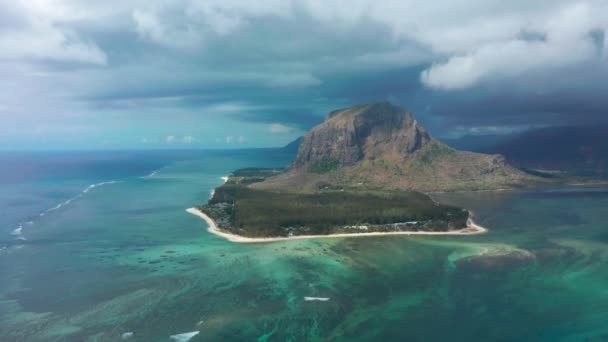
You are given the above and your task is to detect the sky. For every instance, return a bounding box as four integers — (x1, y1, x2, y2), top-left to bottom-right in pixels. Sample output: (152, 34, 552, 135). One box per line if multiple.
(1, 0, 608, 149)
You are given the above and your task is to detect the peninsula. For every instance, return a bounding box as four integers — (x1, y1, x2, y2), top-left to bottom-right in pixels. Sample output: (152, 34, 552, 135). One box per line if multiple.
(190, 102, 539, 241)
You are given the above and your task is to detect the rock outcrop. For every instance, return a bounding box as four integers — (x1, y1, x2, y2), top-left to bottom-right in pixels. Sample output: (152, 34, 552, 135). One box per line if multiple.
(292, 102, 431, 167)
(255, 102, 538, 192)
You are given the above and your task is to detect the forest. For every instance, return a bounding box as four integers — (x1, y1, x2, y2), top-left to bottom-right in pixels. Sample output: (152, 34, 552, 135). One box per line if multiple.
(201, 184, 469, 237)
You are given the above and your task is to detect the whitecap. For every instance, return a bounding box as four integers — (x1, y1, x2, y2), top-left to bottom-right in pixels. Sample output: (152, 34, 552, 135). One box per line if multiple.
(221, 176, 229, 183)
(121, 331, 134, 339)
(304, 297, 330, 301)
(47, 202, 64, 212)
(11, 224, 23, 236)
(170, 331, 199, 342)
(11, 180, 119, 242)
(209, 189, 215, 199)
(92, 180, 118, 188)
(141, 167, 164, 179)
(44, 180, 117, 215)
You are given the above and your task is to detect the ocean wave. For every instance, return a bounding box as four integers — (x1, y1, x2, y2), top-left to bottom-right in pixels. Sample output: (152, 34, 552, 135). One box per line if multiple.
(83, 180, 118, 193)
(10, 221, 32, 240)
(11, 180, 118, 240)
(304, 296, 330, 301)
(207, 176, 228, 199)
(121, 331, 134, 340)
(170, 331, 199, 342)
(11, 224, 23, 236)
(141, 166, 166, 179)
(46, 181, 118, 215)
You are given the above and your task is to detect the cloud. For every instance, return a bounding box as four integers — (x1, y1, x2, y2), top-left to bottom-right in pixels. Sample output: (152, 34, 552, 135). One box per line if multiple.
(420, 2, 605, 89)
(265, 73, 322, 88)
(232, 107, 324, 131)
(0, 25, 107, 65)
(269, 123, 293, 133)
(183, 135, 195, 143)
(132, 9, 203, 49)
(165, 135, 175, 143)
(3, 0, 608, 148)
(131, 1, 291, 48)
(224, 135, 245, 144)
(0, 1, 107, 65)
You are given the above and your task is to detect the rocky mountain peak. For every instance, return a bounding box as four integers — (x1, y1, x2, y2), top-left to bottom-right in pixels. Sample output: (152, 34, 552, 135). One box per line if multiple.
(292, 102, 431, 168)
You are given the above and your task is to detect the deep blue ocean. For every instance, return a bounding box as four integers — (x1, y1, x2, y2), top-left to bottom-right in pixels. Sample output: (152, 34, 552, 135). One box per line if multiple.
(1, 149, 608, 341)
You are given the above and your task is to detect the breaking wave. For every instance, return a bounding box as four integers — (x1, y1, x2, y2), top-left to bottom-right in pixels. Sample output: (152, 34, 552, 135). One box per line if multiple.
(45, 181, 118, 214)
(304, 297, 329, 302)
(141, 166, 166, 179)
(170, 331, 199, 341)
(304, 296, 330, 301)
(208, 176, 228, 199)
(10, 180, 118, 240)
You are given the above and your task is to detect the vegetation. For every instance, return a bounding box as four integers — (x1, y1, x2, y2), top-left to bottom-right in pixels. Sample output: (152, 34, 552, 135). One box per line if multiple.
(232, 168, 284, 177)
(308, 158, 340, 173)
(200, 184, 469, 237)
(226, 168, 285, 185)
(418, 142, 455, 165)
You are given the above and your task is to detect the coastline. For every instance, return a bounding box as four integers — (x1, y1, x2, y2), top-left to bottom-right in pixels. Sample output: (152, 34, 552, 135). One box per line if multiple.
(186, 208, 488, 244)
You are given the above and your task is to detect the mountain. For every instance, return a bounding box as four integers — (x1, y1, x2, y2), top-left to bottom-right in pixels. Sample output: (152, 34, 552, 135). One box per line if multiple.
(254, 102, 536, 192)
(448, 125, 608, 176)
(443, 134, 514, 153)
(281, 136, 304, 154)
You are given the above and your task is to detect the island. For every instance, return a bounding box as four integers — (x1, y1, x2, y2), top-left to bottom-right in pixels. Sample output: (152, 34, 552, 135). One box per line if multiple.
(188, 169, 485, 243)
(187, 102, 541, 242)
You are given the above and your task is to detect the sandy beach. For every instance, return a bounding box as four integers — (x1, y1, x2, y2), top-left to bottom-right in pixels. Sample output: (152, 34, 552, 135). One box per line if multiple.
(186, 207, 487, 243)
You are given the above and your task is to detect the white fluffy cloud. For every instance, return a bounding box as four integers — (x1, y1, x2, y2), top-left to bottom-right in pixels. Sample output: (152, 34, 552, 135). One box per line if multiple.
(224, 135, 245, 143)
(269, 123, 293, 133)
(0, 1, 107, 64)
(131, 0, 291, 48)
(421, 2, 607, 89)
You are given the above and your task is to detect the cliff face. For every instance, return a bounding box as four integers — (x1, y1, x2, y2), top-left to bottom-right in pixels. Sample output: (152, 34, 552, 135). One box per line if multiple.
(292, 102, 431, 168)
(256, 102, 538, 192)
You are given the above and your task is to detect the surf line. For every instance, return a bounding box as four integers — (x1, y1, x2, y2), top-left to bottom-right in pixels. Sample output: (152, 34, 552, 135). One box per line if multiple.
(13, 180, 119, 240)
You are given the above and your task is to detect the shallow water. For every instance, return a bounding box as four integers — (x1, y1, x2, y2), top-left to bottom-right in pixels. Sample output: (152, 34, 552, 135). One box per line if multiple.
(1, 150, 608, 341)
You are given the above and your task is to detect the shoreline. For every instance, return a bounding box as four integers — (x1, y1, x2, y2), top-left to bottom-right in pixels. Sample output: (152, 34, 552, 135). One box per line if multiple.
(186, 208, 488, 244)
